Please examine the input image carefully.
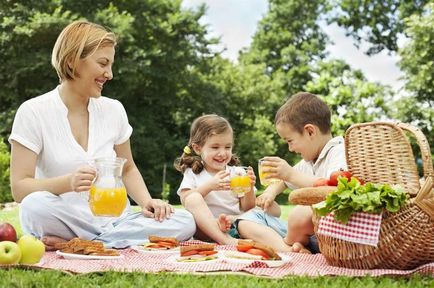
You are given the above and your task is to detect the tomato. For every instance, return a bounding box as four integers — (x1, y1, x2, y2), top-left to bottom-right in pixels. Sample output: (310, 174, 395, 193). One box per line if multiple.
(157, 241, 176, 248)
(236, 244, 254, 252)
(198, 250, 218, 256)
(352, 176, 365, 185)
(328, 170, 352, 186)
(245, 248, 270, 260)
(313, 178, 329, 187)
(181, 250, 199, 256)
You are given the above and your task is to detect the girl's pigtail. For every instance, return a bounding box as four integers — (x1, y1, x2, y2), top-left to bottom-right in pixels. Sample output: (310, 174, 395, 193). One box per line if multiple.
(227, 154, 240, 166)
(174, 145, 205, 174)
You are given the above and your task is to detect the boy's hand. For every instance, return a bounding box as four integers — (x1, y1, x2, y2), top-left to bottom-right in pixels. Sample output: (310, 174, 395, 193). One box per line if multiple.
(209, 170, 230, 191)
(256, 192, 275, 212)
(261, 156, 293, 182)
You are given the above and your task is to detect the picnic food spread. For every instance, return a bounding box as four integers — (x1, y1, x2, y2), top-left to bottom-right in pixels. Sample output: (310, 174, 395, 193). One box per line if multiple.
(54, 238, 119, 256)
(177, 244, 218, 262)
(143, 235, 179, 250)
(229, 239, 281, 261)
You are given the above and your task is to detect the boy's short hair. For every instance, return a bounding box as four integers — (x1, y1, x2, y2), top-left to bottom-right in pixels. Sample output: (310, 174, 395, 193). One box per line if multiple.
(51, 20, 116, 82)
(275, 92, 331, 134)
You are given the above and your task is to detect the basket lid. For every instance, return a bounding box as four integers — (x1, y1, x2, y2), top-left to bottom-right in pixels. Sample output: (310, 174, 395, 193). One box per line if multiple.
(345, 122, 421, 196)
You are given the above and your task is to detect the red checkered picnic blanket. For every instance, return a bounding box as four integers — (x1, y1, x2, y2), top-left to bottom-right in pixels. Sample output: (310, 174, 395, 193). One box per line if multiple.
(16, 240, 434, 277)
(317, 212, 382, 246)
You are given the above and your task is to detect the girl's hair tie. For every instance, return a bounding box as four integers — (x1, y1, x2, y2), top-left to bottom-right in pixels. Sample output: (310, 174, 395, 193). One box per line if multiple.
(183, 146, 192, 155)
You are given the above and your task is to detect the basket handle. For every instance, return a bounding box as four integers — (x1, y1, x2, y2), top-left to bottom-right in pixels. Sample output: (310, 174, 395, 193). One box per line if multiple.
(414, 176, 434, 219)
(397, 122, 434, 178)
(397, 122, 434, 218)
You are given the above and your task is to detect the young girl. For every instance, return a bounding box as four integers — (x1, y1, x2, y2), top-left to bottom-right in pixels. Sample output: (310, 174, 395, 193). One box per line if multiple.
(174, 114, 256, 245)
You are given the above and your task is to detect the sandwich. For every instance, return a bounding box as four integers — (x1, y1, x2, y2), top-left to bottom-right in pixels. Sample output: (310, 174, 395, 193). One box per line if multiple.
(177, 244, 218, 262)
(226, 239, 281, 261)
(143, 235, 179, 250)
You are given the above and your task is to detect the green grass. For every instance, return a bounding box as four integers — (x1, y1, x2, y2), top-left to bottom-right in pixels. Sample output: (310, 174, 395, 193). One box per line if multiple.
(0, 269, 432, 288)
(1, 205, 433, 287)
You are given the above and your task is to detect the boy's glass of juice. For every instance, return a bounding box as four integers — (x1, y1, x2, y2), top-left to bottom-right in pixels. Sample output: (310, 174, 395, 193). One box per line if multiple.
(258, 158, 281, 186)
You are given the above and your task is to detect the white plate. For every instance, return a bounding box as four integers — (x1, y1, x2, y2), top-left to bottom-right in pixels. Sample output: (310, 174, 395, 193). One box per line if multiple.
(56, 250, 123, 260)
(131, 245, 180, 254)
(166, 252, 222, 264)
(221, 251, 291, 268)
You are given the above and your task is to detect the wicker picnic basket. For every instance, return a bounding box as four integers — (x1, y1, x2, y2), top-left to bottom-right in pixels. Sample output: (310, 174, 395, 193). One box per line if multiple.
(290, 121, 434, 270)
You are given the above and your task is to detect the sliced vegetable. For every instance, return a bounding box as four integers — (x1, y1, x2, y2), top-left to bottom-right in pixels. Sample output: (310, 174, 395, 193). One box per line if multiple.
(198, 250, 218, 256)
(245, 248, 270, 260)
(236, 244, 254, 252)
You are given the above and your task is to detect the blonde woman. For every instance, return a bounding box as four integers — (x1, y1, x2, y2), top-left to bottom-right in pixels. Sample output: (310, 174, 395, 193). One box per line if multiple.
(9, 21, 195, 250)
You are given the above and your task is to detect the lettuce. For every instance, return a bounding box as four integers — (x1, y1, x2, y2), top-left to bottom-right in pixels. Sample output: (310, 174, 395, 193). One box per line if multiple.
(313, 177, 409, 223)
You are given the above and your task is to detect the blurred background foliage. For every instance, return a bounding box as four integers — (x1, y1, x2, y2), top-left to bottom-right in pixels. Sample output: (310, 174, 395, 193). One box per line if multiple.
(0, 0, 432, 204)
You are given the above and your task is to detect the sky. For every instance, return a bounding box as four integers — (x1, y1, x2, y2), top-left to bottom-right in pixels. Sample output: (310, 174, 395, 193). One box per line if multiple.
(182, 0, 404, 91)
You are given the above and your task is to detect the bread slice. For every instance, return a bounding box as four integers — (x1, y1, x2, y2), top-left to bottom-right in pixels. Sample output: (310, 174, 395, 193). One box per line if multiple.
(224, 250, 263, 260)
(238, 239, 281, 260)
(148, 235, 179, 246)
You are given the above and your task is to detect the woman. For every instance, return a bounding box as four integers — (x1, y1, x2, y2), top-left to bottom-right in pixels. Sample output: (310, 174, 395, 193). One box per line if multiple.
(8, 20, 195, 250)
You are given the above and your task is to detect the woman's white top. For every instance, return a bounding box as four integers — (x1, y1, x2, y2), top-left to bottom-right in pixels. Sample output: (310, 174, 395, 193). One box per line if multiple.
(8, 86, 132, 208)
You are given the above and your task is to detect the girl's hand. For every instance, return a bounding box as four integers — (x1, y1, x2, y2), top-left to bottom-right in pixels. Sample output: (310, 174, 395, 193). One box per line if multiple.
(209, 170, 230, 191)
(70, 166, 96, 192)
(261, 156, 293, 182)
(256, 192, 275, 212)
(246, 166, 256, 186)
(142, 199, 175, 222)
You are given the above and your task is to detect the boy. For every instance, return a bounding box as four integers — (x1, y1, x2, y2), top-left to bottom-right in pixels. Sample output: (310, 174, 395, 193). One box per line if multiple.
(235, 92, 346, 253)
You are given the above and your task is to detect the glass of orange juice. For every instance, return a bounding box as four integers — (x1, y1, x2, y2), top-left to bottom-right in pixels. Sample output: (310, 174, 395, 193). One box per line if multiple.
(89, 157, 128, 217)
(230, 166, 251, 196)
(258, 158, 281, 186)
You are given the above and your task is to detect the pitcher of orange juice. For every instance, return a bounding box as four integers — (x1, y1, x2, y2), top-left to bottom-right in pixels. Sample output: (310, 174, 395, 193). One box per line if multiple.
(89, 157, 127, 217)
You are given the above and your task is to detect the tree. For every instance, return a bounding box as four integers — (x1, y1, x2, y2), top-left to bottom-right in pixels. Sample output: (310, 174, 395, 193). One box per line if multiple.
(0, 0, 218, 200)
(331, 0, 430, 55)
(399, 3, 434, 105)
(241, 0, 330, 94)
(305, 59, 393, 136)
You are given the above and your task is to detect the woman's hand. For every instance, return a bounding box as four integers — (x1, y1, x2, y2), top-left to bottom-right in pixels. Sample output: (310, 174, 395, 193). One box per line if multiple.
(142, 199, 175, 222)
(209, 170, 230, 191)
(70, 166, 96, 192)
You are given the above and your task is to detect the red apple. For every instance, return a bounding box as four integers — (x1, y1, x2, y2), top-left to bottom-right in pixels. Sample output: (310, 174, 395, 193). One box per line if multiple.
(313, 178, 330, 187)
(328, 170, 352, 186)
(0, 222, 17, 242)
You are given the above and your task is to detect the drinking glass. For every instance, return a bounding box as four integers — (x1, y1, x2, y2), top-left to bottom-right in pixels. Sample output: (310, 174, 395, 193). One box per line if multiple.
(229, 166, 251, 196)
(258, 158, 281, 186)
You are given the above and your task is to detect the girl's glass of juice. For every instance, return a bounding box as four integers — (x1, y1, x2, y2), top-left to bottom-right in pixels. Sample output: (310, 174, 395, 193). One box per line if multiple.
(229, 166, 251, 196)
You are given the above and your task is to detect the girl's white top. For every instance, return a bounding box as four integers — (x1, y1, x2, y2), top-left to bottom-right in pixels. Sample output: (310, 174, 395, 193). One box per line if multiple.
(177, 166, 244, 218)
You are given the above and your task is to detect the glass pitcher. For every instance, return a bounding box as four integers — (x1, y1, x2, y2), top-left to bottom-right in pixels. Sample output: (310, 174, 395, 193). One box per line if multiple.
(89, 157, 127, 217)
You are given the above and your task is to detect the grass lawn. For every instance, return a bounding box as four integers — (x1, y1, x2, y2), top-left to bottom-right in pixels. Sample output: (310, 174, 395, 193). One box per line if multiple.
(1, 205, 433, 287)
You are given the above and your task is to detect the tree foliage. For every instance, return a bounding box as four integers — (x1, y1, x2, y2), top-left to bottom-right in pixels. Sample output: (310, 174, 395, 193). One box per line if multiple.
(331, 0, 430, 55)
(0, 0, 432, 203)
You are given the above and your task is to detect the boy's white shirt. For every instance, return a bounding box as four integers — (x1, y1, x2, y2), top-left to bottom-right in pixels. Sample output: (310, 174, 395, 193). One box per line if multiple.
(177, 166, 244, 218)
(285, 136, 347, 189)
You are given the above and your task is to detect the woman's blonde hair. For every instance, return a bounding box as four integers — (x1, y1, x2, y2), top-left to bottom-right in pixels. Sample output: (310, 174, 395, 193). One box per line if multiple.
(51, 20, 116, 82)
(174, 114, 240, 174)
